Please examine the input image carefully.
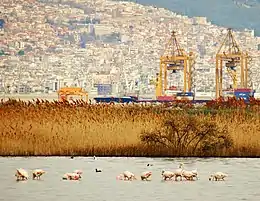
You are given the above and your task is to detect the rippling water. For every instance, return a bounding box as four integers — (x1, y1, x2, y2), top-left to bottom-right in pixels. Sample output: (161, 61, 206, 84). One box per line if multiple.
(1, 157, 259, 201)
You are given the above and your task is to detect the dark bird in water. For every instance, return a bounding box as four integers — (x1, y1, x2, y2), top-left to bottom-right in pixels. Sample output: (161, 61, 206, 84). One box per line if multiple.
(70, 156, 74, 159)
(147, 164, 153, 166)
(95, 168, 102, 173)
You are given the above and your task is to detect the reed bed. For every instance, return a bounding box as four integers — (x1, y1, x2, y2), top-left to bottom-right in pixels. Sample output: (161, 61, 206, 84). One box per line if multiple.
(0, 98, 260, 157)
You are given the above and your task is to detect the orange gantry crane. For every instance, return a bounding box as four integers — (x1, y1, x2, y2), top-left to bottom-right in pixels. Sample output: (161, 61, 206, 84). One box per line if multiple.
(156, 31, 195, 97)
(215, 28, 251, 98)
(57, 87, 88, 101)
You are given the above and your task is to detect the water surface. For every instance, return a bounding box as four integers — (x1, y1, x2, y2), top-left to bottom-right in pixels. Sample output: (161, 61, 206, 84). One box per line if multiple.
(0, 157, 259, 201)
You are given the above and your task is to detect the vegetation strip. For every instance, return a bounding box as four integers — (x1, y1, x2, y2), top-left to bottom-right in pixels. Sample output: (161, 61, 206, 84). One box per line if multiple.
(0, 98, 260, 157)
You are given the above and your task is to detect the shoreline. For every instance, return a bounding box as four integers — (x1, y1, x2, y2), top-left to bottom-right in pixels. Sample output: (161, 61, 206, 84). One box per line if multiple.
(1, 155, 260, 158)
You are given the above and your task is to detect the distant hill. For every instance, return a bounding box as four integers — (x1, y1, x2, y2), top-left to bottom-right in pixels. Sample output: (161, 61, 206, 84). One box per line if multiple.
(132, 0, 260, 36)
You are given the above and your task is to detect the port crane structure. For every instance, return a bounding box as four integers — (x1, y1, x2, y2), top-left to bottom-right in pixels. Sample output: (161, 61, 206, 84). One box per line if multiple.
(156, 31, 195, 97)
(215, 28, 252, 98)
(58, 87, 88, 102)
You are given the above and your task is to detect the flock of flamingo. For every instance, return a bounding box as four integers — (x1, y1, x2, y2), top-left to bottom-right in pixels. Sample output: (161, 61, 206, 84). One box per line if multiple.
(14, 162, 228, 182)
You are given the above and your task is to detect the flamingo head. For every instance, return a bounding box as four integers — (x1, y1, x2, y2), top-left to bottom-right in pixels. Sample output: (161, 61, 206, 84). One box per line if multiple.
(116, 174, 124, 180)
(132, 175, 137, 180)
(146, 171, 152, 177)
(192, 169, 197, 173)
(39, 170, 46, 175)
(209, 174, 214, 180)
(179, 163, 184, 168)
(191, 169, 198, 176)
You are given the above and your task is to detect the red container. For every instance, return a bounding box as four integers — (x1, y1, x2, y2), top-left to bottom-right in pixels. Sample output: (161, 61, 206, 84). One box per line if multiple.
(157, 96, 175, 101)
(234, 88, 252, 92)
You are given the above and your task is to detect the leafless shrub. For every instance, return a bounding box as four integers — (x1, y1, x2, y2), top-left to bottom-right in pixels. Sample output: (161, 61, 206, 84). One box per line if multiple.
(140, 114, 233, 156)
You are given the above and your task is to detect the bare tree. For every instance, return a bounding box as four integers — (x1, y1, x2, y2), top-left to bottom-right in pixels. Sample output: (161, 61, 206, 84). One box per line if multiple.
(140, 114, 233, 156)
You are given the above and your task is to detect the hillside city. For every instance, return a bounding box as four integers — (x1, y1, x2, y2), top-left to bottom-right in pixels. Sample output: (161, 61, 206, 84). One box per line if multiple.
(1, 0, 260, 99)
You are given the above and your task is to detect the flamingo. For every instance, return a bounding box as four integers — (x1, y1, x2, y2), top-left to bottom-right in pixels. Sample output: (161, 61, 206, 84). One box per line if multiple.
(182, 170, 197, 181)
(209, 172, 228, 181)
(123, 171, 137, 180)
(174, 163, 184, 181)
(140, 171, 152, 181)
(32, 169, 46, 180)
(62, 172, 81, 180)
(15, 168, 29, 181)
(161, 170, 175, 181)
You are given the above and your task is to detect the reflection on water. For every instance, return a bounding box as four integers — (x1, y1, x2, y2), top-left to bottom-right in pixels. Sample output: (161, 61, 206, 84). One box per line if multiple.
(0, 157, 260, 201)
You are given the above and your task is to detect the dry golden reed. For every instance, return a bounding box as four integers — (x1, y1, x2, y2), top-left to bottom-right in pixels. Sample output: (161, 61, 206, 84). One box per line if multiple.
(0, 98, 260, 157)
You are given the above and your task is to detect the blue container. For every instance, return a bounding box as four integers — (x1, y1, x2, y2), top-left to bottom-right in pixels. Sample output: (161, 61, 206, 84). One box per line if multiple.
(234, 92, 250, 96)
(176, 92, 194, 97)
(94, 96, 137, 103)
(0, 19, 5, 29)
(234, 91, 253, 97)
(234, 91, 252, 102)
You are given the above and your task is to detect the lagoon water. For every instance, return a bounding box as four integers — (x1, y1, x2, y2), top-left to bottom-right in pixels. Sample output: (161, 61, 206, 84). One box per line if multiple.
(0, 157, 259, 201)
